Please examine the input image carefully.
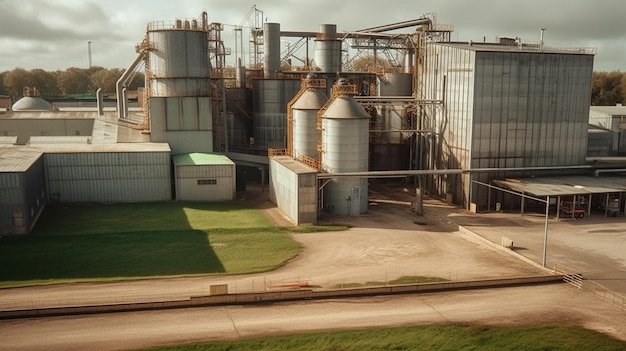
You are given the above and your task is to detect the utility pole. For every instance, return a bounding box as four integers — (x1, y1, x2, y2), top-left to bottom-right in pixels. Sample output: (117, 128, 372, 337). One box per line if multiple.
(88, 41, 92, 68)
(539, 28, 546, 51)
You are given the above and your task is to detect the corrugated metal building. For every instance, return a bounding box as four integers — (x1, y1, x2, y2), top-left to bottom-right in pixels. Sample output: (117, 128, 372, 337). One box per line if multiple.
(422, 41, 595, 209)
(588, 105, 626, 156)
(269, 156, 317, 225)
(43, 143, 172, 203)
(252, 79, 301, 149)
(0, 148, 47, 234)
(172, 153, 236, 201)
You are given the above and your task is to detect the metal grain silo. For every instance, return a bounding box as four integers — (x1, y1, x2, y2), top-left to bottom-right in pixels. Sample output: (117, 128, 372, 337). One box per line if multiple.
(314, 24, 342, 73)
(147, 21, 210, 97)
(321, 80, 369, 215)
(252, 79, 301, 149)
(291, 76, 328, 161)
(145, 18, 213, 154)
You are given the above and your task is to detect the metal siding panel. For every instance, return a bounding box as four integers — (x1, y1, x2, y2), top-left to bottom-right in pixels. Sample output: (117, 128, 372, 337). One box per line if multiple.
(198, 97, 212, 130)
(164, 131, 213, 154)
(43, 151, 171, 203)
(182, 97, 199, 130)
(166, 97, 182, 130)
(149, 97, 167, 141)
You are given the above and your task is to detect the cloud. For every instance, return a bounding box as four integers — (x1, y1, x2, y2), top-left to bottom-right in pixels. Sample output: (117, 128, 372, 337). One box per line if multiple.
(0, 0, 623, 72)
(0, 0, 124, 42)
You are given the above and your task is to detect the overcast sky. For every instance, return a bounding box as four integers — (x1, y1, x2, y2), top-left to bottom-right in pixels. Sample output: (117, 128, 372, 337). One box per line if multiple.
(1, 0, 624, 72)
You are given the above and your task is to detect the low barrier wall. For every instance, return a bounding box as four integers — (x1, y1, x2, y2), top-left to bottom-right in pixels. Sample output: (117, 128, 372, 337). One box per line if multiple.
(0, 275, 563, 319)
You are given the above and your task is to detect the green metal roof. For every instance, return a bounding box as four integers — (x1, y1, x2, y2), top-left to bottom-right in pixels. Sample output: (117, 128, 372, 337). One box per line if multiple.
(172, 153, 234, 166)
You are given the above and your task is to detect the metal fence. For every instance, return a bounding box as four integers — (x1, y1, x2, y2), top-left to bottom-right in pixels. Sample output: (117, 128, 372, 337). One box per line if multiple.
(589, 280, 626, 312)
(554, 265, 624, 312)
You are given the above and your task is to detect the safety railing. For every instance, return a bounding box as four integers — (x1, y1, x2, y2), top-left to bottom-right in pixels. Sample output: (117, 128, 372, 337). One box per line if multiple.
(589, 280, 626, 312)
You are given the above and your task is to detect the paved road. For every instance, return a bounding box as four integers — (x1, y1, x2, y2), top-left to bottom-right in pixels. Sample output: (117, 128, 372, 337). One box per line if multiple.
(1, 284, 624, 351)
(454, 210, 626, 294)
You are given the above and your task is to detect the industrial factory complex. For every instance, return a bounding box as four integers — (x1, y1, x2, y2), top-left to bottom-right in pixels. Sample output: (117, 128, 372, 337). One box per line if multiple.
(2, 8, 626, 234)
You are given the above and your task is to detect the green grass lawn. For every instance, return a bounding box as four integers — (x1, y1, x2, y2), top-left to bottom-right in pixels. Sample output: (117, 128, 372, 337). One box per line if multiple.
(0, 202, 318, 287)
(137, 324, 626, 351)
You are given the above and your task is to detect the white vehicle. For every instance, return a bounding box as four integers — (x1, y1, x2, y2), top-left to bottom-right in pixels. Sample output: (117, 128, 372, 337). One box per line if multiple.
(599, 198, 621, 217)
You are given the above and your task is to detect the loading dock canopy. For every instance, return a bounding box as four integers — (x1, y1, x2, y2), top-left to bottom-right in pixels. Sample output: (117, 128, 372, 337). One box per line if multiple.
(493, 175, 626, 197)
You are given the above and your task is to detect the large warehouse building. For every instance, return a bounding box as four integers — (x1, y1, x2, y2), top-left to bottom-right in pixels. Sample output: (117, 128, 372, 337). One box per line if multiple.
(421, 40, 595, 209)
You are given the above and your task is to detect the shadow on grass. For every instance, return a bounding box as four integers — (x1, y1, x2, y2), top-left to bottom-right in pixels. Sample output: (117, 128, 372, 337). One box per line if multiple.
(31, 202, 274, 236)
(0, 230, 225, 282)
(2, 202, 301, 286)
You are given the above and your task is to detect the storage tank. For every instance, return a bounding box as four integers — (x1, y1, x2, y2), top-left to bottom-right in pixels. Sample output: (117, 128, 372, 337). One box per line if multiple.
(12, 96, 54, 111)
(321, 79, 369, 215)
(147, 21, 210, 97)
(263, 23, 281, 79)
(252, 79, 301, 149)
(12, 87, 55, 111)
(314, 24, 342, 73)
(291, 76, 328, 160)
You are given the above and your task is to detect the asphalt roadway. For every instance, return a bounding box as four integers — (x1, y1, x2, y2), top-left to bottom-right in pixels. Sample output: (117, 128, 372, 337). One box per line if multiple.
(0, 183, 625, 350)
(2, 285, 625, 351)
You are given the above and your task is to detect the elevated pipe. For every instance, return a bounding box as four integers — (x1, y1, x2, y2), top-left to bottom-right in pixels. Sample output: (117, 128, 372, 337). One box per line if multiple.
(96, 88, 104, 116)
(316, 165, 596, 179)
(116, 49, 146, 120)
(357, 18, 432, 33)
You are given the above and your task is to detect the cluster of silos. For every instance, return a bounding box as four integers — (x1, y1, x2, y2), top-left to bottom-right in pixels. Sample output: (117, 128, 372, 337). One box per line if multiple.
(320, 79, 370, 215)
(371, 73, 413, 170)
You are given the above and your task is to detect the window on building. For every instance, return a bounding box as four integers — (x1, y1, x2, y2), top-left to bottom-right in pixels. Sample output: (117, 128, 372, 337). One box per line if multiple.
(197, 179, 217, 185)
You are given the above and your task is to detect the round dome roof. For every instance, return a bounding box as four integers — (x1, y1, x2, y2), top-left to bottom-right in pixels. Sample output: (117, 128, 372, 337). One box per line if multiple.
(12, 96, 54, 111)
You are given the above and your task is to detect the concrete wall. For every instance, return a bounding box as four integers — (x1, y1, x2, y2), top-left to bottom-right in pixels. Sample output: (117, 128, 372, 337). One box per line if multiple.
(149, 97, 213, 154)
(0, 275, 564, 319)
(269, 156, 317, 225)
(0, 118, 94, 145)
(175, 164, 236, 201)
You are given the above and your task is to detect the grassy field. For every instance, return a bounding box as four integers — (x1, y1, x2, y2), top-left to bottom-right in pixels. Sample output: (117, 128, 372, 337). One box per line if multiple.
(137, 324, 626, 351)
(0, 202, 338, 287)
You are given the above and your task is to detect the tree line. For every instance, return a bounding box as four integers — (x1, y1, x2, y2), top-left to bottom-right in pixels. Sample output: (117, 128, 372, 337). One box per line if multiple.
(0, 66, 624, 106)
(0, 67, 144, 98)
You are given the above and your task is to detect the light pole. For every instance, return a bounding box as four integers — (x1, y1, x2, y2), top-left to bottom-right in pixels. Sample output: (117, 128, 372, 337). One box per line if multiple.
(88, 41, 92, 68)
(543, 195, 550, 267)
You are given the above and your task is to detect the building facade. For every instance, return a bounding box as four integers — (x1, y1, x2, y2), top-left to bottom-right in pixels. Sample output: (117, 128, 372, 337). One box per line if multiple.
(422, 41, 595, 209)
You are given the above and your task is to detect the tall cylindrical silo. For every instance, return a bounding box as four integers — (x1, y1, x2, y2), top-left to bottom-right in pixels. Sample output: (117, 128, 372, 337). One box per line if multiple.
(321, 81, 369, 215)
(147, 23, 210, 97)
(292, 79, 328, 160)
(252, 79, 301, 149)
(264, 23, 281, 79)
(314, 24, 342, 73)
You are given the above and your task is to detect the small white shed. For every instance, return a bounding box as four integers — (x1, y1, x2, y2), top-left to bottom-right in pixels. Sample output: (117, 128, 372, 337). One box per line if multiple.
(172, 153, 236, 201)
